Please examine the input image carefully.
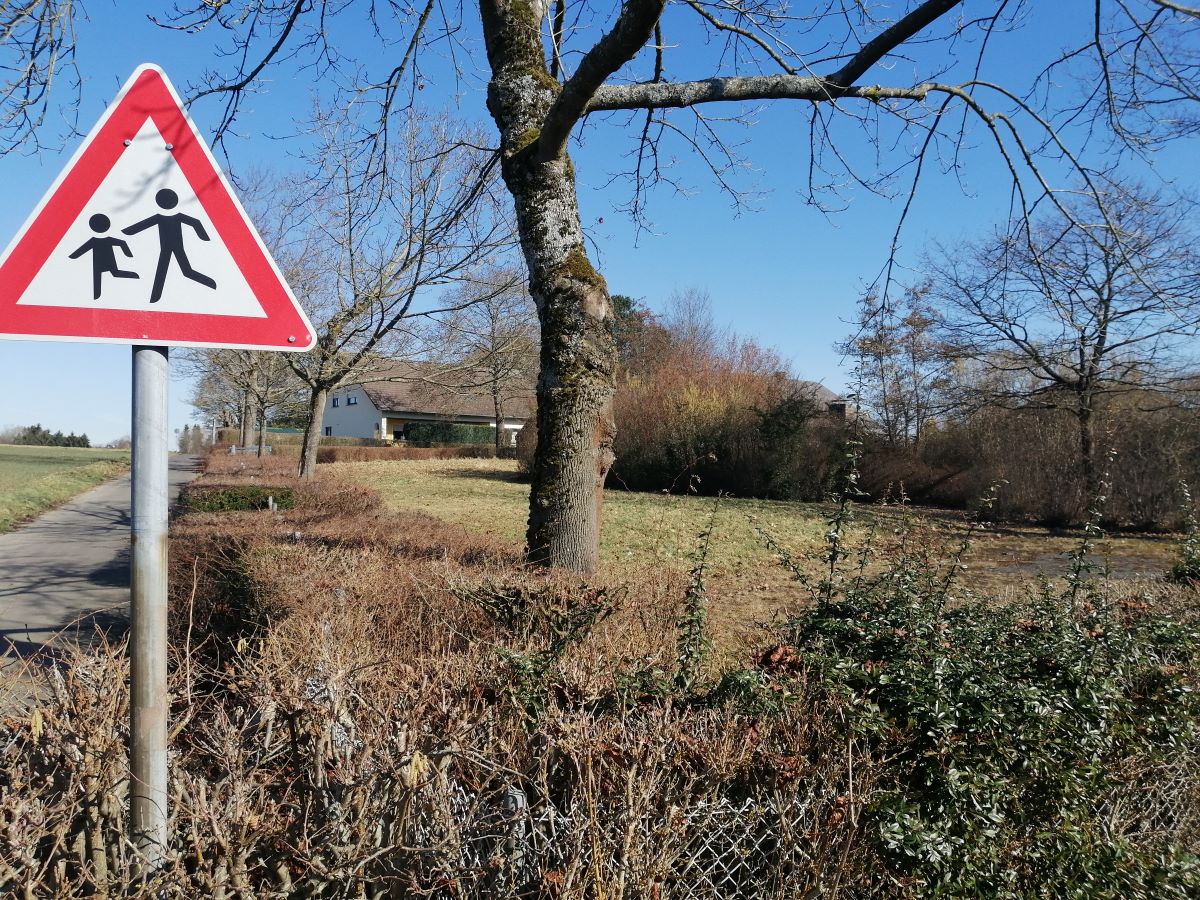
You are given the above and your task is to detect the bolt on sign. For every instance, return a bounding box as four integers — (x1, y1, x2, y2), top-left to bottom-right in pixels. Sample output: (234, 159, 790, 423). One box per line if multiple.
(0, 63, 315, 350)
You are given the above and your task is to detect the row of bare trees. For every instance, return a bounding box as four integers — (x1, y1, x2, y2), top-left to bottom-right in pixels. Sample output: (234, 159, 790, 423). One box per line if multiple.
(7, 2, 1200, 569)
(183, 273, 539, 460)
(184, 272, 538, 468)
(843, 182, 1200, 524)
(179, 111, 537, 469)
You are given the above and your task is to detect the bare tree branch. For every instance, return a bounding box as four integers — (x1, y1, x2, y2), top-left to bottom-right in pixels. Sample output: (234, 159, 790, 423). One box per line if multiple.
(588, 74, 933, 111)
(827, 0, 966, 88)
(0, 0, 79, 154)
(1151, 0, 1200, 17)
(539, 0, 666, 160)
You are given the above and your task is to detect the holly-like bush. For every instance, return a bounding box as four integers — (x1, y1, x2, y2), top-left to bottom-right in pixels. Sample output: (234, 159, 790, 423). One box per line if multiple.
(731, 479, 1200, 897)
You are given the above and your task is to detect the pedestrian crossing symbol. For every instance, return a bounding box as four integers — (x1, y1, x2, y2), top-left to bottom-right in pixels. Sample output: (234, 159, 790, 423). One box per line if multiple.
(0, 64, 315, 350)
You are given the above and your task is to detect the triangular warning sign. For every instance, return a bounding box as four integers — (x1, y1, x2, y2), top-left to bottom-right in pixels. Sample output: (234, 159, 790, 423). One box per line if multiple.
(0, 64, 315, 350)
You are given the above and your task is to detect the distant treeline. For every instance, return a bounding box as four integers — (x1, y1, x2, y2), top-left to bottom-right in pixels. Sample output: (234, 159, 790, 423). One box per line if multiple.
(2, 424, 91, 448)
(515, 290, 1200, 531)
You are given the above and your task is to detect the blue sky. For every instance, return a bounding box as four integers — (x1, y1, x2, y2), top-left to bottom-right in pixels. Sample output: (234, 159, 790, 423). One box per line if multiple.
(0, 3, 1195, 443)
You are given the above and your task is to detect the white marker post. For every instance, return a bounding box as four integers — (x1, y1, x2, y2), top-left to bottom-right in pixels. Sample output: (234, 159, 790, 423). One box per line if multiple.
(130, 344, 170, 866)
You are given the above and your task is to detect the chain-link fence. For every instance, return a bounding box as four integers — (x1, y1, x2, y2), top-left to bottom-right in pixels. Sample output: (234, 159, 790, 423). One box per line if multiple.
(399, 780, 855, 900)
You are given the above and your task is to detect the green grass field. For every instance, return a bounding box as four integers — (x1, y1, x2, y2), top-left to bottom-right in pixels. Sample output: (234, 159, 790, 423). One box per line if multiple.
(0, 444, 131, 532)
(328, 458, 1181, 641)
(330, 457, 830, 564)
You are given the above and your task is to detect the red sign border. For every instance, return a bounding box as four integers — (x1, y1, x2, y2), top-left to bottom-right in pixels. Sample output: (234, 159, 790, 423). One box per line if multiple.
(0, 64, 315, 351)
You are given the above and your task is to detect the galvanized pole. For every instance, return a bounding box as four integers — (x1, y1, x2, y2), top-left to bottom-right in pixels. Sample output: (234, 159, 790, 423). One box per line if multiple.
(130, 344, 170, 867)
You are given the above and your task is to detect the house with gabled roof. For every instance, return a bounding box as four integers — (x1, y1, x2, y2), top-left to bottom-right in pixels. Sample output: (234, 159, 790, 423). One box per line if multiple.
(322, 364, 535, 445)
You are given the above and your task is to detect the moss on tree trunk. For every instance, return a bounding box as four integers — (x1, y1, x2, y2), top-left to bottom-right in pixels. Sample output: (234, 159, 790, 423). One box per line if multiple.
(481, 0, 616, 573)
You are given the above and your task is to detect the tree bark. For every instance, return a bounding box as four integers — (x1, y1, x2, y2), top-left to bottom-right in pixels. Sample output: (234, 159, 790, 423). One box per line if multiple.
(494, 390, 504, 457)
(239, 391, 251, 448)
(481, 1, 617, 574)
(298, 387, 328, 479)
(256, 405, 267, 458)
(1078, 403, 1098, 507)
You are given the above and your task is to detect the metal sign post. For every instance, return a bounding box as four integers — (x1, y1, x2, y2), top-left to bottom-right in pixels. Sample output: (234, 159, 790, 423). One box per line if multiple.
(0, 63, 315, 872)
(130, 344, 169, 866)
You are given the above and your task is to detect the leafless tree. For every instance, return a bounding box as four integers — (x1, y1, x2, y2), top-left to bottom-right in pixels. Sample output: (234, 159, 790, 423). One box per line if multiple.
(200, 350, 301, 454)
(185, 364, 246, 439)
(0, 0, 79, 154)
(839, 288, 950, 450)
(182, 348, 303, 453)
(929, 183, 1200, 498)
(281, 111, 513, 477)
(429, 270, 538, 455)
(9, 2, 1200, 572)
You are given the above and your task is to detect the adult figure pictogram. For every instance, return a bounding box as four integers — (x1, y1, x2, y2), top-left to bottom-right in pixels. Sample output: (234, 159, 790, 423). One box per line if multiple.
(68, 214, 140, 300)
(122, 188, 217, 303)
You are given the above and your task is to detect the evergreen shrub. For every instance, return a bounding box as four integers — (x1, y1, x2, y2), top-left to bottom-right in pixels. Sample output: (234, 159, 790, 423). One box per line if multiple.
(180, 484, 297, 512)
(403, 422, 494, 446)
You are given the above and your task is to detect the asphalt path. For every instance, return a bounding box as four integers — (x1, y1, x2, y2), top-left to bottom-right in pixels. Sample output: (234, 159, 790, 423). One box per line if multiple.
(0, 454, 199, 661)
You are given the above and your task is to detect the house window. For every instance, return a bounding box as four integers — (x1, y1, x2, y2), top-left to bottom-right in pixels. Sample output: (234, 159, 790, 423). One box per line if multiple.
(332, 397, 340, 408)
(348, 396, 358, 405)
(324, 426, 332, 437)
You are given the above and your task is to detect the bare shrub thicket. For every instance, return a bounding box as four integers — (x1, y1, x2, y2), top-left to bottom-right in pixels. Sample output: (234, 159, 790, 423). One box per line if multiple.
(4, 458, 1199, 897)
(607, 291, 846, 499)
(2, 468, 875, 898)
(860, 395, 1200, 528)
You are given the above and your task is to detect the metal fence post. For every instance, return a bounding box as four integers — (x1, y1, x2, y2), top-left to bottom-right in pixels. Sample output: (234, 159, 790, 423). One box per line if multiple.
(503, 785, 529, 876)
(130, 344, 170, 867)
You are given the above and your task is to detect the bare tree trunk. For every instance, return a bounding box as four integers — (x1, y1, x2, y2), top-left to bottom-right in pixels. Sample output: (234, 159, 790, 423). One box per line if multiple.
(494, 391, 504, 457)
(482, 1, 617, 574)
(298, 387, 328, 480)
(256, 406, 267, 458)
(1078, 403, 1098, 507)
(239, 391, 251, 448)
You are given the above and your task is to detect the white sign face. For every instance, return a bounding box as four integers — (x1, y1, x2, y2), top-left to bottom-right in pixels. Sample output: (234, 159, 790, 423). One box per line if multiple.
(17, 119, 266, 319)
(0, 63, 315, 350)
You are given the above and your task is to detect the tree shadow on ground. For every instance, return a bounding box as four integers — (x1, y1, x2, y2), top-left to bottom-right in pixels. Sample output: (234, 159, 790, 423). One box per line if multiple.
(436, 466, 528, 484)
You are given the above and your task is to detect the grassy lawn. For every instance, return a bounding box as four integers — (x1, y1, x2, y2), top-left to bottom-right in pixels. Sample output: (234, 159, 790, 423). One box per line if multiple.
(327, 458, 831, 562)
(328, 458, 1182, 643)
(0, 444, 131, 532)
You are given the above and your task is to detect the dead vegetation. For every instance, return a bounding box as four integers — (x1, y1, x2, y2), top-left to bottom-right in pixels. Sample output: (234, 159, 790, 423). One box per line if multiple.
(3, 455, 1198, 897)
(2, 461, 876, 897)
(266, 445, 501, 463)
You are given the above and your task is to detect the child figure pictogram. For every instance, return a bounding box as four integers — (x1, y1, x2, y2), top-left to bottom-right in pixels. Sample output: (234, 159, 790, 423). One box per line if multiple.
(122, 188, 217, 303)
(68, 214, 140, 300)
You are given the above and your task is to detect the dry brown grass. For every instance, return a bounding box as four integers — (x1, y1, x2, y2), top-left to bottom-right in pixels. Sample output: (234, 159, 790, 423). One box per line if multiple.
(2, 457, 882, 898)
(3, 454, 1197, 898)
(203, 451, 299, 478)
(2, 630, 879, 898)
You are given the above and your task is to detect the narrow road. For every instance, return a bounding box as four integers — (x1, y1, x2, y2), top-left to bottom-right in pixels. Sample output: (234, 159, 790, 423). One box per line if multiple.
(0, 455, 200, 660)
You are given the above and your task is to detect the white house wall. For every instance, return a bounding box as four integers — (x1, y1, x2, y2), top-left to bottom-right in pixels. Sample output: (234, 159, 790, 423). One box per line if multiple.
(322, 386, 384, 439)
(322, 384, 531, 442)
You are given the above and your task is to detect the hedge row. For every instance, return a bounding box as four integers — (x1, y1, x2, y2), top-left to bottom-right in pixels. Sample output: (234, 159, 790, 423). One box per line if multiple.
(179, 484, 297, 512)
(315, 445, 499, 463)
